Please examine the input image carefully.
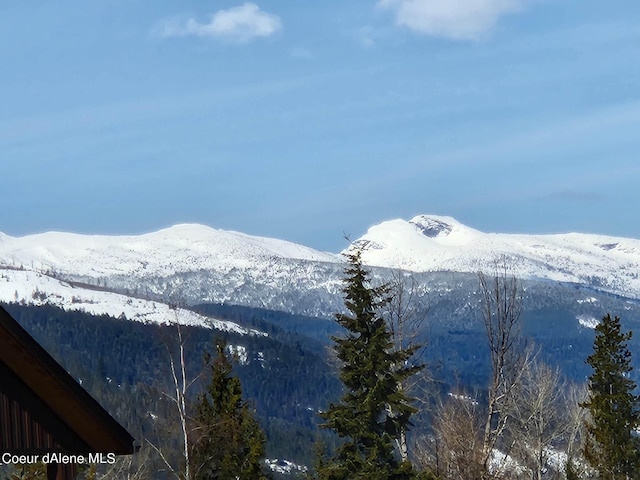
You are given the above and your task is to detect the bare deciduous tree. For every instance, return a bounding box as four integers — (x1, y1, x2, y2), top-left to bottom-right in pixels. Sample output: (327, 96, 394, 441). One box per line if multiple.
(509, 358, 567, 480)
(147, 312, 201, 480)
(383, 269, 430, 462)
(478, 260, 529, 478)
(564, 382, 590, 478)
(418, 392, 484, 480)
(385, 270, 427, 360)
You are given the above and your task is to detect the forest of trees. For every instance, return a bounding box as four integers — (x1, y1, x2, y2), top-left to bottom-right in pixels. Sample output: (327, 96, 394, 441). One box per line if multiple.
(310, 254, 640, 479)
(2, 254, 640, 479)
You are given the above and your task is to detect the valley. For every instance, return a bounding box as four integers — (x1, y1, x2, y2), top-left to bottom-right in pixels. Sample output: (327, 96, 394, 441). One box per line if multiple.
(2, 215, 640, 477)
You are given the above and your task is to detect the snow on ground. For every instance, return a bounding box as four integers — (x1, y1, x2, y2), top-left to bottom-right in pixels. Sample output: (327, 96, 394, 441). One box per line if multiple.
(490, 449, 528, 477)
(257, 351, 265, 369)
(0, 268, 266, 335)
(227, 344, 249, 364)
(265, 458, 308, 475)
(447, 392, 479, 405)
(491, 446, 573, 477)
(577, 297, 598, 304)
(577, 314, 599, 329)
(544, 447, 569, 474)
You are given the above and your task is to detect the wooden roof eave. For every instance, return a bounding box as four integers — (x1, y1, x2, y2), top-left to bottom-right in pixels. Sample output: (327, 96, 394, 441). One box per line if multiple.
(0, 305, 135, 455)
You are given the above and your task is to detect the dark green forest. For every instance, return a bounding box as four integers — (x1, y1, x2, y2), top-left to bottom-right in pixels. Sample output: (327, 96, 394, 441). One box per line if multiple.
(1, 303, 343, 477)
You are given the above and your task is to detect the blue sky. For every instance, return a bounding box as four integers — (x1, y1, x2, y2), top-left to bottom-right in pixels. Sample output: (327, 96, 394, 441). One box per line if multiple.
(2, 1, 640, 251)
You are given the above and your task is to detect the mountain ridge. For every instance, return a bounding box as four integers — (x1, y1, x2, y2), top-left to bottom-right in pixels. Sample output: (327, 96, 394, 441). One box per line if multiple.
(350, 215, 640, 299)
(1, 215, 639, 324)
(0, 222, 339, 277)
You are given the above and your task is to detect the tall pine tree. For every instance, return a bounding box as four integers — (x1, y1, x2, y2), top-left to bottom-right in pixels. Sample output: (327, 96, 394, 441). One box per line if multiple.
(316, 247, 423, 480)
(191, 339, 270, 480)
(582, 313, 640, 480)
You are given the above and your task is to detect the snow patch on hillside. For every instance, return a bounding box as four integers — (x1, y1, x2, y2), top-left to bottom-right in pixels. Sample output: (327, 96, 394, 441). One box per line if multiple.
(577, 297, 598, 304)
(227, 344, 249, 364)
(577, 314, 599, 329)
(265, 458, 308, 475)
(0, 268, 265, 335)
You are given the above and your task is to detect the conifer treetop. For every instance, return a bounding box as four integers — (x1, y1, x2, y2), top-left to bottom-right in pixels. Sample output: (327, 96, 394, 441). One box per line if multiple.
(582, 313, 640, 480)
(317, 247, 423, 480)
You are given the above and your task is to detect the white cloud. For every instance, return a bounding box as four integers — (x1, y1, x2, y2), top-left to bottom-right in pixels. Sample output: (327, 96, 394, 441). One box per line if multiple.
(157, 3, 282, 43)
(377, 0, 528, 41)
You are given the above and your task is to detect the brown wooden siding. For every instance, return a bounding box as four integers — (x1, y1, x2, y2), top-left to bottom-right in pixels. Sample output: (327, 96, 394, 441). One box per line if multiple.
(0, 360, 91, 455)
(0, 391, 59, 453)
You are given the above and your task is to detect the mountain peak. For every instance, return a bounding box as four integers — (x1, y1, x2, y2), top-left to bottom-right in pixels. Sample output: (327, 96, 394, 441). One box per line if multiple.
(408, 215, 461, 238)
(345, 215, 640, 299)
(148, 223, 221, 241)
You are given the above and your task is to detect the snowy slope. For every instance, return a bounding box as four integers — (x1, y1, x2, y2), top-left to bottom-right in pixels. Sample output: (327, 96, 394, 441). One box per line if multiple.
(0, 216, 639, 324)
(0, 268, 265, 335)
(0, 224, 344, 318)
(0, 224, 339, 278)
(349, 215, 640, 298)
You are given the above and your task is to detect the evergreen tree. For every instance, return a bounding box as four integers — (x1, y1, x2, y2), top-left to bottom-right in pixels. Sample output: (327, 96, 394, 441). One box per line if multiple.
(582, 313, 640, 480)
(316, 248, 423, 479)
(191, 339, 270, 480)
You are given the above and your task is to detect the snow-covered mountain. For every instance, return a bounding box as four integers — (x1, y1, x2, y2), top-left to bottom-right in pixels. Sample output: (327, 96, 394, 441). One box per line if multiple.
(0, 215, 639, 322)
(350, 214, 640, 299)
(0, 223, 338, 278)
(0, 223, 345, 319)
